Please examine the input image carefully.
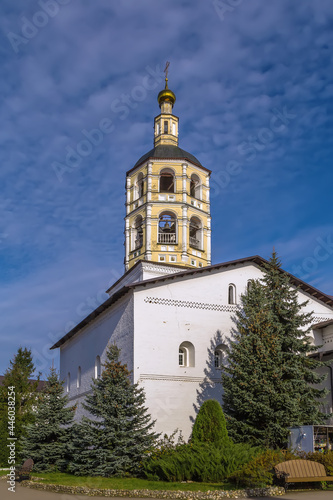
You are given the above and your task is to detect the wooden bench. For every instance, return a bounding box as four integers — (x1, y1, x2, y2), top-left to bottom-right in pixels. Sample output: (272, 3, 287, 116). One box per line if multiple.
(275, 460, 333, 488)
(15, 458, 34, 481)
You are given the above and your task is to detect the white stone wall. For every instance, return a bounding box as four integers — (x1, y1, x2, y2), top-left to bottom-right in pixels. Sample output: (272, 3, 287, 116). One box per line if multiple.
(58, 261, 333, 438)
(132, 262, 333, 439)
(60, 292, 134, 420)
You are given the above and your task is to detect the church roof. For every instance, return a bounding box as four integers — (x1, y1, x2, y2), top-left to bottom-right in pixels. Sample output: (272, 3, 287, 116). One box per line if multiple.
(50, 255, 333, 350)
(128, 144, 210, 173)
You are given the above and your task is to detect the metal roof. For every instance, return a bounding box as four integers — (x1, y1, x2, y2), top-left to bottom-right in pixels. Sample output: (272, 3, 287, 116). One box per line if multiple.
(50, 255, 333, 350)
(127, 144, 210, 173)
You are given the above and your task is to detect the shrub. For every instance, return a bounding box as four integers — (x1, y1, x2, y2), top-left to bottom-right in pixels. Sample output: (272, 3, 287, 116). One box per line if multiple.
(228, 448, 285, 488)
(142, 441, 259, 482)
(298, 451, 333, 476)
(191, 400, 231, 447)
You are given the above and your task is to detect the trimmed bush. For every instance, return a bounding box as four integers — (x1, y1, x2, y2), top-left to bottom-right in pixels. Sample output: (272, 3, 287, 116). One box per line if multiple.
(191, 400, 231, 447)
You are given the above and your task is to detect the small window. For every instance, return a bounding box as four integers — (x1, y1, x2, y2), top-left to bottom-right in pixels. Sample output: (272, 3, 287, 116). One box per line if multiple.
(66, 372, 70, 393)
(228, 284, 236, 305)
(179, 341, 195, 367)
(164, 121, 168, 133)
(77, 366, 81, 388)
(247, 280, 253, 292)
(95, 355, 101, 379)
(214, 344, 227, 369)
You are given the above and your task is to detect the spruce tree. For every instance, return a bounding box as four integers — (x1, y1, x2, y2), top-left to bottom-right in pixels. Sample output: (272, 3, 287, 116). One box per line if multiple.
(222, 252, 328, 448)
(70, 344, 159, 476)
(191, 399, 231, 447)
(0, 347, 39, 466)
(21, 368, 76, 472)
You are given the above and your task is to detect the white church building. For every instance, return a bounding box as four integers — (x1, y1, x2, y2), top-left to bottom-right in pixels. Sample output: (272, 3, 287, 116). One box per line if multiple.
(51, 77, 333, 440)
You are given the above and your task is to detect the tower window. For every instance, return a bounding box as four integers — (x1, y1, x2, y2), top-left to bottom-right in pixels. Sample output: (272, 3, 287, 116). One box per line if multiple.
(190, 174, 201, 199)
(137, 172, 144, 198)
(159, 168, 175, 192)
(228, 284, 236, 305)
(189, 216, 202, 250)
(164, 121, 168, 133)
(158, 211, 177, 244)
(133, 215, 143, 250)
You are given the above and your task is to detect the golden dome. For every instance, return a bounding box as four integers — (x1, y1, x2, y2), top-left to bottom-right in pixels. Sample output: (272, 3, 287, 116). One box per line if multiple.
(157, 78, 176, 107)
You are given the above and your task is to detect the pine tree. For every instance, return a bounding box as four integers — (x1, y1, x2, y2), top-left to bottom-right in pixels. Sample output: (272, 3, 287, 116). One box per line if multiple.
(70, 344, 159, 477)
(0, 347, 39, 466)
(191, 399, 231, 447)
(222, 252, 328, 448)
(21, 368, 76, 472)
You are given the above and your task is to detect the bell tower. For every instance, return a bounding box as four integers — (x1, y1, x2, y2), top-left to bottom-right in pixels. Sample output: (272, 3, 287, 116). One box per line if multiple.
(124, 68, 211, 271)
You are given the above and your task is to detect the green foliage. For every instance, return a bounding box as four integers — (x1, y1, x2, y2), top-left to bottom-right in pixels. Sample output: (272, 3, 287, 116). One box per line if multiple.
(222, 252, 328, 449)
(229, 448, 285, 488)
(143, 441, 259, 482)
(69, 344, 159, 477)
(191, 399, 231, 447)
(21, 368, 76, 472)
(0, 347, 39, 466)
(298, 451, 333, 476)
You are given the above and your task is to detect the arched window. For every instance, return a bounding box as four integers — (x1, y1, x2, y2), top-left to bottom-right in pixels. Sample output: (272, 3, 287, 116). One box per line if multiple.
(137, 172, 144, 198)
(132, 215, 143, 250)
(77, 366, 81, 388)
(95, 355, 101, 379)
(190, 174, 201, 199)
(247, 280, 253, 292)
(158, 211, 177, 244)
(214, 344, 228, 369)
(159, 168, 175, 193)
(178, 341, 195, 367)
(228, 284, 236, 305)
(189, 216, 202, 250)
(164, 120, 168, 134)
(66, 372, 70, 393)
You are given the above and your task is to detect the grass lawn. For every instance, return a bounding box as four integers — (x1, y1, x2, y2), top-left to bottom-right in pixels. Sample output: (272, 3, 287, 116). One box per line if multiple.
(26, 472, 236, 491)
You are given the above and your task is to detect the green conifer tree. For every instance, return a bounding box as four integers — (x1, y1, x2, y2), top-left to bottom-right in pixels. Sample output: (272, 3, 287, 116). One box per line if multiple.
(222, 252, 328, 448)
(191, 399, 231, 447)
(70, 344, 159, 477)
(21, 367, 76, 471)
(0, 347, 39, 466)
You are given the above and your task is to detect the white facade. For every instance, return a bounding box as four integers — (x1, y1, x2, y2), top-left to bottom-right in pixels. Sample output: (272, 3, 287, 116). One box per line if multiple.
(55, 259, 333, 440)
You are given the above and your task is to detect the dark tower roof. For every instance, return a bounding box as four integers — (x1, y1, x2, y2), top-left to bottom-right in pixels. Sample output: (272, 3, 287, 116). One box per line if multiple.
(128, 144, 210, 174)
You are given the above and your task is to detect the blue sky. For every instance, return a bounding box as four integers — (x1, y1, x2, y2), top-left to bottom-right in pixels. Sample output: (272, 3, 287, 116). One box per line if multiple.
(1, 0, 333, 378)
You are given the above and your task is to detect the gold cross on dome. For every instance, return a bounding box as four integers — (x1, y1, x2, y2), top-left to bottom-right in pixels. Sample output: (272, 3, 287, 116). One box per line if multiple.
(164, 61, 170, 79)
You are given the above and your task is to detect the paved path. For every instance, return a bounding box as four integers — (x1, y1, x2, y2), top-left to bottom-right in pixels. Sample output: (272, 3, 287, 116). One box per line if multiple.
(1, 479, 332, 500)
